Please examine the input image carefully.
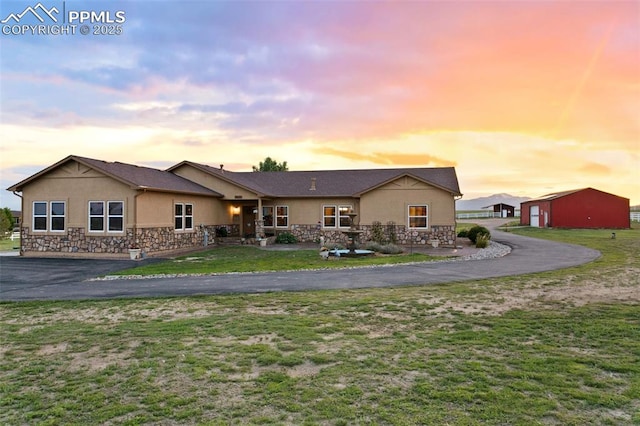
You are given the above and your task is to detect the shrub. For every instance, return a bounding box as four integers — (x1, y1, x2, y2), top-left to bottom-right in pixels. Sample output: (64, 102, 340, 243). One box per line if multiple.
(467, 225, 491, 244)
(475, 233, 490, 248)
(457, 229, 469, 238)
(365, 242, 404, 254)
(215, 226, 228, 238)
(371, 221, 385, 244)
(275, 232, 297, 244)
(386, 221, 397, 244)
(379, 243, 403, 254)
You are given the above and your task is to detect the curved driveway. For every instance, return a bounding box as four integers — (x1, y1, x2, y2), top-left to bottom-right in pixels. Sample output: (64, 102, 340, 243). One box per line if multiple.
(0, 228, 600, 301)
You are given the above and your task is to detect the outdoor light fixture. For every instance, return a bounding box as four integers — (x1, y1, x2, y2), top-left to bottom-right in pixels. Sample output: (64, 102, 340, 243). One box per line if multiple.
(231, 206, 241, 215)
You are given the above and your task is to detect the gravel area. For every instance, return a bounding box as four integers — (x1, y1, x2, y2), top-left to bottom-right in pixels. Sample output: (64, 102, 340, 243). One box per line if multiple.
(458, 241, 511, 261)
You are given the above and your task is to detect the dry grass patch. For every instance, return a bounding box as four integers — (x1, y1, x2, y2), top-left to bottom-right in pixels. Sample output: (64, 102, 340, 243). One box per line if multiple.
(1, 226, 638, 425)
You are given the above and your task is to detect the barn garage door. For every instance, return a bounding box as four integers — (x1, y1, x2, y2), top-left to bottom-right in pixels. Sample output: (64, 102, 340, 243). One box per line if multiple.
(530, 206, 540, 228)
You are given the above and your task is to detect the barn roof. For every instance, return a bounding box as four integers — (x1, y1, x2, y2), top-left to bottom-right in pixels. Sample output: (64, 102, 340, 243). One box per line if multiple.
(168, 161, 462, 198)
(482, 203, 515, 209)
(523, 187, 630, 203)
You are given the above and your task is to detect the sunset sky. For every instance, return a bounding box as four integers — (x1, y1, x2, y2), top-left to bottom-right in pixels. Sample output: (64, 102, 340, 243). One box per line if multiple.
(1, 0, 639, 210)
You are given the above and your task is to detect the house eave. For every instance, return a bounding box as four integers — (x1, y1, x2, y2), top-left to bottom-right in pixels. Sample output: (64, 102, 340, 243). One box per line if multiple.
(135, 186, 222, 197)
(168, 161, 264, 198)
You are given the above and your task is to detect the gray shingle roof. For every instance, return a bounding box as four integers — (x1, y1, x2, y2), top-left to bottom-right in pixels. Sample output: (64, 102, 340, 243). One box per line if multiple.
(169, 161, 462, 198)
(8, 155, 222, 197)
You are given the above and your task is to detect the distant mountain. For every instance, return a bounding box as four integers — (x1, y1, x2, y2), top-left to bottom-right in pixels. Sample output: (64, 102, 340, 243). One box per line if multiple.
(456, 193, 531, 211)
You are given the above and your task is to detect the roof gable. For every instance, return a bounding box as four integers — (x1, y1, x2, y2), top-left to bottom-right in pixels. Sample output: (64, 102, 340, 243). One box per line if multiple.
(8, 155, 222, 197)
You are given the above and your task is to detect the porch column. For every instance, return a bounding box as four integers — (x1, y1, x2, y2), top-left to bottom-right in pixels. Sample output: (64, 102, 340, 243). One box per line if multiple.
(256, 198, 265, 238)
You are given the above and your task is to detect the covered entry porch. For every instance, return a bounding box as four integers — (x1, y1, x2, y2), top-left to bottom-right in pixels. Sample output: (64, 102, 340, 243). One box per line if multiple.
(224, 199, 276, 239)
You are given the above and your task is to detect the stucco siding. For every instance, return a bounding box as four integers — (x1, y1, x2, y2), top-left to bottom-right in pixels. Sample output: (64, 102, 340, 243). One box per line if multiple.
(259, 198, 357, 229)
(20, 164, 136, 232)
(360, 177, 455, 227)
(172, 165, 257, 200)
(135, 192, 220, 228)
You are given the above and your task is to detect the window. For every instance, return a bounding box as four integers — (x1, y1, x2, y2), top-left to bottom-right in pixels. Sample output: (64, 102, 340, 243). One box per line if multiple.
(262, 206, 274, 227)
(339, 205, 352, 227)
(174, 203, 194, 231)
(33, 202, 47, 231)
(408, 205, 428, 229)
(33, 201, 65, 231)
(89, 201, 105, 231)
(50, 202, 65, 231)
(185, 204, 193, 230)
(108, 202, 124, 231)
(175, 204, 183, 230)
(89, 201, 124, 232)
(276, 205, 288, 227)
(323, 205, 353, 228)
(323, 206, 336, 227)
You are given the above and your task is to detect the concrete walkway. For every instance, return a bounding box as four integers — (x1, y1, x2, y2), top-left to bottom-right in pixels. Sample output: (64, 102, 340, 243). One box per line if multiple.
(0, 221, 601, 301)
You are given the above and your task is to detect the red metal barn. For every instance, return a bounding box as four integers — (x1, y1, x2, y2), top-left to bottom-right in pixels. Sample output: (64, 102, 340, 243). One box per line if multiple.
(520, 188, 630, 229)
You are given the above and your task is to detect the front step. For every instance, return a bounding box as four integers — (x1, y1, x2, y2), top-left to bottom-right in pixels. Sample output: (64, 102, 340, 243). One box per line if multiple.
(216, 237, 245, 245)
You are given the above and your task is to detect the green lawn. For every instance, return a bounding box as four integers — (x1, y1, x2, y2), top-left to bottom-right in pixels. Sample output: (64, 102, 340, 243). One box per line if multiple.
(0, 236, 20, 251)
(1, 226, 638, 425)
(115, 246, 440, 276)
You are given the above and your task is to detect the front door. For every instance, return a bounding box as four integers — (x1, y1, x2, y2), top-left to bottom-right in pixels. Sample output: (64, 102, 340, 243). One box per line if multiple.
(530, 205, 540, 227)
(242, 206, 256, 237)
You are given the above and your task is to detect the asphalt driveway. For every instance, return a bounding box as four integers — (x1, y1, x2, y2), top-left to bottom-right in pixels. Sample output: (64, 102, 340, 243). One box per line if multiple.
(0, 226, 601, 301)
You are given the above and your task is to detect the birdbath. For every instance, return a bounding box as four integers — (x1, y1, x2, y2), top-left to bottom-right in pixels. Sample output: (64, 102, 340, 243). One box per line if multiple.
(342, 211, 363, 255)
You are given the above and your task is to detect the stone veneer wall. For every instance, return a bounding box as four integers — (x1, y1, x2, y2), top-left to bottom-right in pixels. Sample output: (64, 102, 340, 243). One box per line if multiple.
(20, 225, 223, 256)
(287, 224, 456, 246)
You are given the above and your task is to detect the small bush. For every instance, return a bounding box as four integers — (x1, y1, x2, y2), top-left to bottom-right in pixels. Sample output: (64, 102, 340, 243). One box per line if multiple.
(467, 225, 491, 244)
(275, 232, 297, 244)
(215, 226, 228, 238)
(475, 233, 490, 248)
(365, 242, 404, 254)
(457, 229, 469, 238)
(379, 243, 403, 254)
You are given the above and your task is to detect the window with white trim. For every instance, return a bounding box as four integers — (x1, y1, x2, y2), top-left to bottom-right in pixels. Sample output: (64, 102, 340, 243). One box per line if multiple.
(33, 202, 47, 231)
(89, 201, 124, 232)
(323, 205, 353, 228)
(276, 205, 288, 227)
(339, 205, 352, 227)
(50, 202, 65, 231)
(175, 204, 183, 230)
(408, 205, 428, 229)
(262, 206, 274, 227)
(174, 203, 194, 231)
(323, 206, 336, 227)
(184, 204, 193, 230)
(108, 201, 124, 232)
(89, 201, 105, 231)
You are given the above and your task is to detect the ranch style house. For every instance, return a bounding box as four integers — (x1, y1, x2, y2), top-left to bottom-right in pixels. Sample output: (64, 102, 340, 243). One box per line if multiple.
(7, 155, 463, 258)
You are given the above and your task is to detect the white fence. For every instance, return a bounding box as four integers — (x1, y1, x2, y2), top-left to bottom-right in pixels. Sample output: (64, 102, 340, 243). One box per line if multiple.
(456, 211, 521, 220)
(457, 211, 640, 222)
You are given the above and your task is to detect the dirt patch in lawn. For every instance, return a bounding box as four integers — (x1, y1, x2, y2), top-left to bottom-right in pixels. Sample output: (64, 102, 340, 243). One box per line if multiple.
(427, 267, 640, 316)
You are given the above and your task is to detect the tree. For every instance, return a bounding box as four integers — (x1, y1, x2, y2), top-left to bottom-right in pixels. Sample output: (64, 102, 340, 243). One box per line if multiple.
(0, 207, 13, 238)
(252, 157, 288, 172)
